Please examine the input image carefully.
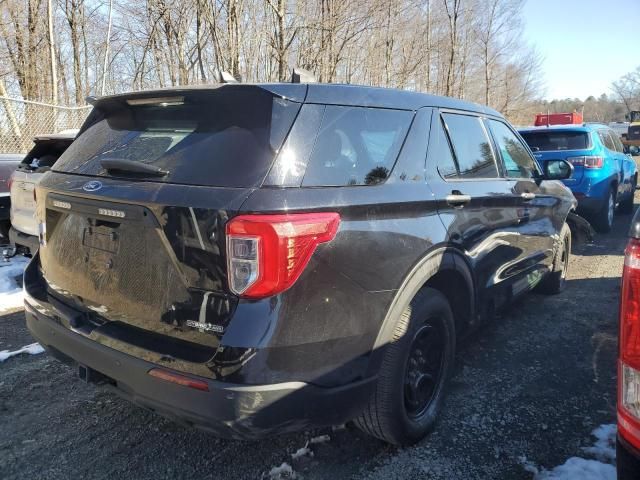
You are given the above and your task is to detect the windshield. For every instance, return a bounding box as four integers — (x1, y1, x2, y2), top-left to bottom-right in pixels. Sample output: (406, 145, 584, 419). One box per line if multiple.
(519, 131, 590, 152)
(53, 88, 300, 187)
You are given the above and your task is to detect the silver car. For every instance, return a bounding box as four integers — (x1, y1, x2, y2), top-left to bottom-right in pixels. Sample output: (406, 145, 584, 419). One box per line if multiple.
(9, 131, 76, 255)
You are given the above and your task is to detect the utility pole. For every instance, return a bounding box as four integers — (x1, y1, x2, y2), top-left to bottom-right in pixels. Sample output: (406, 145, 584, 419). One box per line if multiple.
(47, 0, 58, 104)
(101, 0, 113, 95)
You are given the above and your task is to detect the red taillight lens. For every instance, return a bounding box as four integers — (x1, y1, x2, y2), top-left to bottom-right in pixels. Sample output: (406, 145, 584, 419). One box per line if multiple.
(226, 212, 340, 298)
(619, 238, 640, 449)
(7, 173, 13, 192)
(621, 238, 640, 369)
(148, 368, 209, 391)
(567, 156, 603, 168)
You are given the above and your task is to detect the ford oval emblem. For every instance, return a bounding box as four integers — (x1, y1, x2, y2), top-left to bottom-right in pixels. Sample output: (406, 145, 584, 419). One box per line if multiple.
(83, 180, 103, 192)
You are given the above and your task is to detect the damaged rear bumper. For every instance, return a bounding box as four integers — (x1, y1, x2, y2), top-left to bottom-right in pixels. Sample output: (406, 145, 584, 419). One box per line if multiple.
(23, 260, 375, 440)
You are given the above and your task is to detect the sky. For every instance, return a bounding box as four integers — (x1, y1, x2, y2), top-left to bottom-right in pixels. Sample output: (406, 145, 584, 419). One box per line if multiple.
(522, 0, 640, 101)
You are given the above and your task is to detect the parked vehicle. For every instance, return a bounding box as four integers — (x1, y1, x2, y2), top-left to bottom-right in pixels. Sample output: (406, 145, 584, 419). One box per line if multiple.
(627, 111, 640, 141)
(0, 153, 23, 243)
(618, 209, 640, 479)
(25, 83, 579, 445)
(9, 131, 76, 255)
(519, 124, 637, 233)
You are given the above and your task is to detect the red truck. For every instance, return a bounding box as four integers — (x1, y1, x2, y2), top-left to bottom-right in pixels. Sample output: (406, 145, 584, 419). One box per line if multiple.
(534, 112, 583, 127)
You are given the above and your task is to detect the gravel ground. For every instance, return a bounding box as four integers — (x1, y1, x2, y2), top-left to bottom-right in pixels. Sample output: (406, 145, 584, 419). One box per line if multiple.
(0, 195, 631, 479)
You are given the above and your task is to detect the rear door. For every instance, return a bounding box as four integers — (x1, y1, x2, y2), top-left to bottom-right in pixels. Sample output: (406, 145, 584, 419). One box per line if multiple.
(427, 110, 535, 312)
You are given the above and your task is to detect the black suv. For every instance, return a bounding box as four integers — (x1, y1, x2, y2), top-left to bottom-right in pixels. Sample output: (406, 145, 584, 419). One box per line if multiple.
(25, 83, 577, 445)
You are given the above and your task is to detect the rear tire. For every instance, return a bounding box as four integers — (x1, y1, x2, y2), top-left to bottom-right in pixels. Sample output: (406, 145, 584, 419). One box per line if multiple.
(536, 223, 570, 295)
(592, 189, 615, 233)
(354, 287, 455, 445)
(619, 178, 636, 214)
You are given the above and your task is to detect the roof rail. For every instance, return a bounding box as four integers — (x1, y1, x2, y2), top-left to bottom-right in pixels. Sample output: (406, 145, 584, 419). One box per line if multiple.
(291, 67, 317, 83)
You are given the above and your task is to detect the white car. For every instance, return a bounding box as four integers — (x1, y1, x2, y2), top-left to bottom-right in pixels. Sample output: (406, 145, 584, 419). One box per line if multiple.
(9, 131, 77, 255)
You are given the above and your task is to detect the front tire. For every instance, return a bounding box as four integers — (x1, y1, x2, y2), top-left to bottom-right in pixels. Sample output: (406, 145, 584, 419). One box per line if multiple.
(536, 222, 571, 295)
(354, 287, 455, 445)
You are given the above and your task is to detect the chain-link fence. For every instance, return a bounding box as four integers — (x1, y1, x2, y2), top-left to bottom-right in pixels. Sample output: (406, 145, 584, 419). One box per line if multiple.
(0, 97, 91, 154)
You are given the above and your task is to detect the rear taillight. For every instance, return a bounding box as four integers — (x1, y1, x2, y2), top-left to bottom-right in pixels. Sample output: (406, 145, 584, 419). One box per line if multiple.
(226, 212, 340, 298)
(7, 173, 14, 191)
(567, 156, 603, 168)
(619, 237, 640, 449)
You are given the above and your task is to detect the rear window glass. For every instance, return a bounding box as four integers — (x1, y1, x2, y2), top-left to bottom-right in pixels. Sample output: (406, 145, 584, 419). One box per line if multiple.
(53, 88, 300, 187)
(302, 106, 413, 186)
(519, 131, 590, 151)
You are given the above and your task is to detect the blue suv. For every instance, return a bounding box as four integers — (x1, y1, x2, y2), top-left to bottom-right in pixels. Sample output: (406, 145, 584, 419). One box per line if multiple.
(519, 124, 637, 232)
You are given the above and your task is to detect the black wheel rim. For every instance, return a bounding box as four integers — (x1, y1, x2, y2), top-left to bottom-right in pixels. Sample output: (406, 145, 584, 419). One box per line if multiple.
(404, 321, 446, 418)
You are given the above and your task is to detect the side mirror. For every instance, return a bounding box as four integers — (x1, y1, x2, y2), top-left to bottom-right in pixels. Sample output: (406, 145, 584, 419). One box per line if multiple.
(544, 159, 574, 180)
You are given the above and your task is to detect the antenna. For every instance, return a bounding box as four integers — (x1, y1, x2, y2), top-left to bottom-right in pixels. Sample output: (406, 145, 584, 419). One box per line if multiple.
(546, 108, 550, 128)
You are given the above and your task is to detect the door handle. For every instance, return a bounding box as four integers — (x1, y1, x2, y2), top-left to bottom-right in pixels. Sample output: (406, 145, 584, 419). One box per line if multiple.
(446, 192, 472, 207)
(521, 192, 536, 201)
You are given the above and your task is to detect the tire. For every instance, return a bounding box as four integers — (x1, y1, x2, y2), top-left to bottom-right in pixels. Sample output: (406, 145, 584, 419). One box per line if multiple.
(354, 287, 455, 445)
(536, 223, 570, 295)
(592, 188, 615, 233)
(619, 177, 636, 214)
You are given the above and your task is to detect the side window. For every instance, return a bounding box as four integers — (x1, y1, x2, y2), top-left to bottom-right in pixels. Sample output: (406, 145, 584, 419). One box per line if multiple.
(611, 131, 625, 153)
(442, 113, 498, 179)
(488, 119, 539, 179)
(302, 106, 413, 186)
(598, 130, 616, 151)
(434, 117, 458, 179)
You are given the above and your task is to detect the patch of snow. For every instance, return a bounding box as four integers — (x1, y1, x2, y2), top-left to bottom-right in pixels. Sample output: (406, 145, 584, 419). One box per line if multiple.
(525, 424, 617, 480)
(534, 457, 615, 480)
(583, 424, 616, 462)
(309, 434, 330, 445)
(518, 455, 539, 475)
(0, 256, 29, 313)
(291, 445, 313, 460)
(0, 342, 45, 362)
(267, 462, 295, 479)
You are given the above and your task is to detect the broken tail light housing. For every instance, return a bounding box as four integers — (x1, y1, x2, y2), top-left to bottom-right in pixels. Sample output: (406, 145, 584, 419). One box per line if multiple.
(619, 237, 640, 450)
(567, 156, 604, 169)
(226, 212, 340, 298)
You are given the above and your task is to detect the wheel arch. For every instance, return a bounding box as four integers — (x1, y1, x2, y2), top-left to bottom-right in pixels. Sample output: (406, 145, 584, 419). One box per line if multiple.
(368, 247, 475, 376)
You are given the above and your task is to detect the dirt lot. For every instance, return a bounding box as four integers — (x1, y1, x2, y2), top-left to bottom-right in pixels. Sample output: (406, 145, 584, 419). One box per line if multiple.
(0, 196, 630, 479)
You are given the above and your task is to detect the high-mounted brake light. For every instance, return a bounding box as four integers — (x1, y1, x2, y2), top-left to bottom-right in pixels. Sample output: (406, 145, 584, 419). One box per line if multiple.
(567, 156, 603, 169)
(226, 213, 340, 298)
(619, 237, 640, 450)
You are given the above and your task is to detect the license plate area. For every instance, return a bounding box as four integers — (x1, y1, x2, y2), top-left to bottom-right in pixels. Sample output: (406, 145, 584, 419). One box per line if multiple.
(82, 224, 120, 254)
